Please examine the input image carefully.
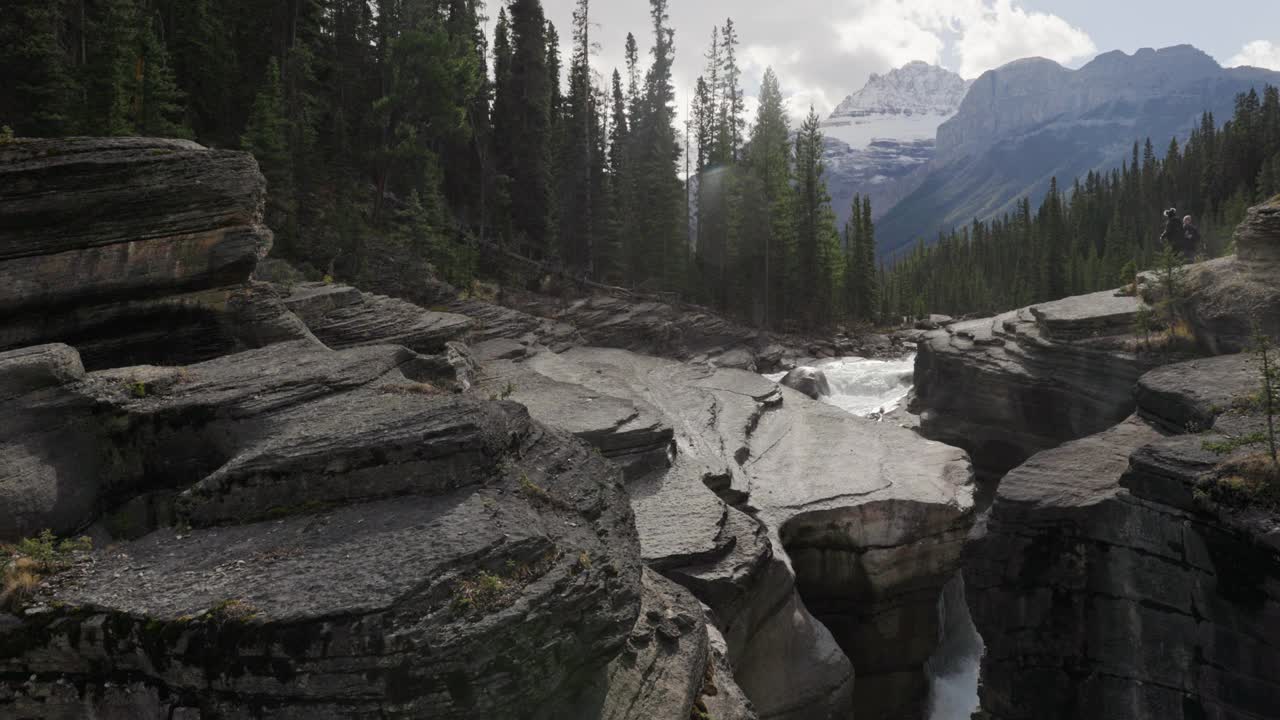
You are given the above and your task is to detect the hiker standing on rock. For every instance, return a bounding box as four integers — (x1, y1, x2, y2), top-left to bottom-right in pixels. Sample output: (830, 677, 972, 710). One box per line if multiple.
(1160, 208, 1182, 250)
(1182, 215, 1202, 262)
(1160, 207, 1199, 262)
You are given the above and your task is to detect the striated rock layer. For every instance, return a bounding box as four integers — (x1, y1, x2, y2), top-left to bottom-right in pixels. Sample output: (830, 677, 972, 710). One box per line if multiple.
(0, 137, 309, 370)
(0, 340, 646, 719)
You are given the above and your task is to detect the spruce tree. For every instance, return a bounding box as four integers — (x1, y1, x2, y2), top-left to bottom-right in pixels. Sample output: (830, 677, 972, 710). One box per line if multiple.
(557, 0, 598, 273)
(491, 8, 515, 244)
(241, 58, 293, 250)
(718, 18, 744, 162)
(0, 1, 79, 136)
(630, 0, 685, 291)
(792, 107, 841, 329)
(503, 0, 555, 259)
(137, 13, 189, 138)
(748, 68, 793, 328)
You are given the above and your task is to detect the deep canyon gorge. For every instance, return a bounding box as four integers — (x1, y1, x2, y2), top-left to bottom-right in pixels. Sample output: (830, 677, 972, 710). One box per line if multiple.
(2, 137, 1279, 720)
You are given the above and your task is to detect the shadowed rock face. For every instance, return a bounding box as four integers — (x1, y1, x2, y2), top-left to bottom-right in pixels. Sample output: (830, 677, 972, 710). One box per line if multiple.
(965, 355, 1280, 720)
(473, 341, 974, 719)
(913, 199, 1280, 720)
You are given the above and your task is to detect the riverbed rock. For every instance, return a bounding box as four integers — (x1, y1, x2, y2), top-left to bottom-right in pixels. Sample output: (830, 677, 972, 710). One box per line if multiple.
(476, 344, 974, 719)
(779, 366, 831, 400)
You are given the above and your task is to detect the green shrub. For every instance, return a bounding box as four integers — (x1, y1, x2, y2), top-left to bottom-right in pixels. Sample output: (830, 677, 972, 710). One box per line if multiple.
(1, 531, 92, 610)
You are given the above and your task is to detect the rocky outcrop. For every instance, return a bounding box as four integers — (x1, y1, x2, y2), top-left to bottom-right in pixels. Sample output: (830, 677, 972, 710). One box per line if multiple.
(487, 285, 905, 372)
(964, 351, 1280, 720)
(474, 343, 975, 719)
(1177, 198, 1280, 354)
(0, 137, 311, 370)
(561, 569, 758, 720)
(897, 201, 1280, 720)
(912, 290, 1163, 480)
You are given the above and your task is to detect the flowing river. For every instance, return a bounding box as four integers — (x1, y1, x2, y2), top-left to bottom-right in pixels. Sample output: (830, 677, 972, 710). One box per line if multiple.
(764, 355, 916, 417)
(765, 355, 983, 719)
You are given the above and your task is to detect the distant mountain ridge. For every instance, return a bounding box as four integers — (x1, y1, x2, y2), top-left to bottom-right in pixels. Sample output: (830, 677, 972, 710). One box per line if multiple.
(876, 45, 1280, 258)
(819, 62, 970, 229)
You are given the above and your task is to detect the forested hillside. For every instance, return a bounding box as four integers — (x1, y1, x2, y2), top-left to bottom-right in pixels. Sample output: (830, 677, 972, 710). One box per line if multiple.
(881, 87, 1280, 319)
(1, 0, 874, 332)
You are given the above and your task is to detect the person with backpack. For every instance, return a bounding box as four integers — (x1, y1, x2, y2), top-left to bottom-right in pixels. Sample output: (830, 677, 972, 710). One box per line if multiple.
(1181, 215, 1202, 261)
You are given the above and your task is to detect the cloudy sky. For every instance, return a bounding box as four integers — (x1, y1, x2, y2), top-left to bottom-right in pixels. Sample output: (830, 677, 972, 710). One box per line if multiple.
(486, 0, 1280, 123)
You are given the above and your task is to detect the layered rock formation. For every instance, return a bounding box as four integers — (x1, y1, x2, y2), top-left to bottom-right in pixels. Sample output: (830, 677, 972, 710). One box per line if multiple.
(473, 341, 974, 719)
(0, 137, 310, 370)
(0, 139, 759, 720)
(484, 285, 904, 373)
(966, 354, 1280, 720)
(1, 339, 650, 719)
(1179, 196, 1280, 353)
(919, 198, 1280, 719)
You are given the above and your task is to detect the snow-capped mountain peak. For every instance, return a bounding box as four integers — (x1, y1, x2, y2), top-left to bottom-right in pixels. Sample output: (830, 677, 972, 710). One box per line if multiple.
(819, 62, 972, 232)
(830, 61, 970, 120)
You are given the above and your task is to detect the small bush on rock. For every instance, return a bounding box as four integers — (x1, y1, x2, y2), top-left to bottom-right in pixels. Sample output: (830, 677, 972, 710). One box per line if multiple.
(1, 530, 92, 610)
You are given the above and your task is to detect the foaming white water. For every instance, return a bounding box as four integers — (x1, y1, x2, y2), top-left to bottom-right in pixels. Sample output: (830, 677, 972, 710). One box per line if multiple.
(765, 355, 916, 418)
(925, 574, 983, 720)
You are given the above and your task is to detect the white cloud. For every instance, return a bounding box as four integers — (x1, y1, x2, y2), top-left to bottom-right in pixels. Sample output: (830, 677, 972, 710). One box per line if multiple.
(1229, 40, 1280, 70)
(951, 0, 1097, 78)
(834, 0, 1096, 80)
(835, 10, 945, 69)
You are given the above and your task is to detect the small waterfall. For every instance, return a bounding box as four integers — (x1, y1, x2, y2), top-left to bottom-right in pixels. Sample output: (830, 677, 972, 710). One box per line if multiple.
(925, 573, 984, 720)
(765, 355, 916, 418)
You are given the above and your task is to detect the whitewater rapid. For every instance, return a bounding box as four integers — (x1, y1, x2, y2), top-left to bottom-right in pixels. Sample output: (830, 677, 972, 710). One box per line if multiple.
(764, 355, 916, 418)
